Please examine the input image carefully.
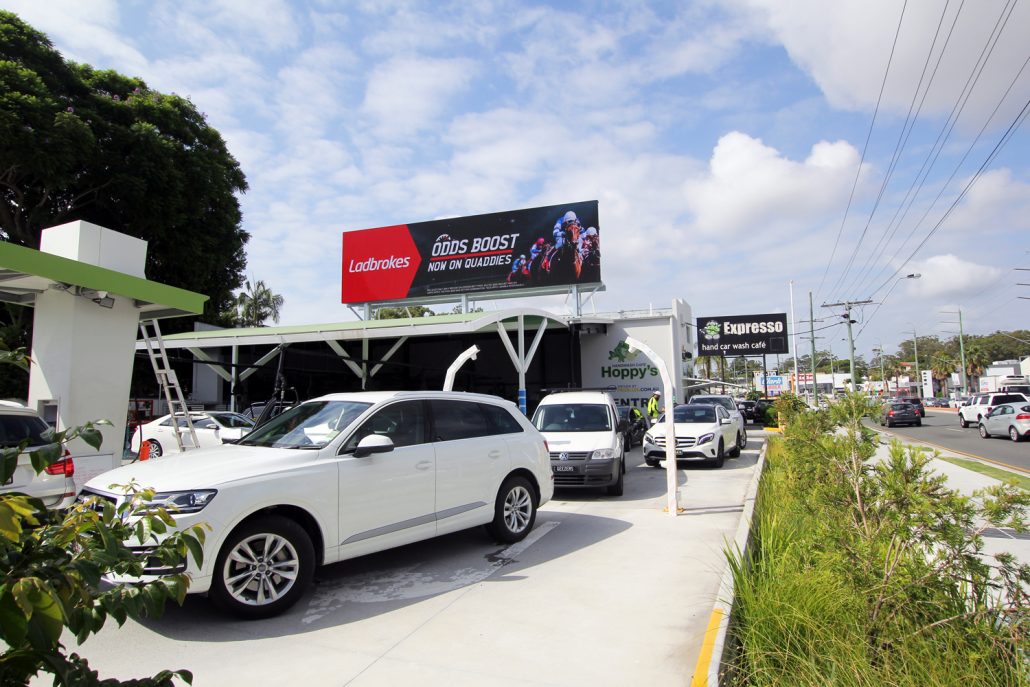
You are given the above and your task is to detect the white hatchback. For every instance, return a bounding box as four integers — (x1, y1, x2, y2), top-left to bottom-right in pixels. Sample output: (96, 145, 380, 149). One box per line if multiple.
(82, 391, 553, 619)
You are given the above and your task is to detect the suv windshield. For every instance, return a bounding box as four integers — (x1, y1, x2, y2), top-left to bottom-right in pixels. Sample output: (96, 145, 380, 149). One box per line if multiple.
(533, 404, 612, 432)
(237, 400, 371, 449)
(689, 396, 735, 412)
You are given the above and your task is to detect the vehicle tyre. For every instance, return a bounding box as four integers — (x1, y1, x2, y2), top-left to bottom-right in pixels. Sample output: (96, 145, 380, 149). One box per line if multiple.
(978, 424, 989, 439)
(1010, 426, 1022, 442)
(210, 515, 315, 620)
(959, 415, 968, 428)
(485, 476, 537, 544)
(886, 420, 894, 428)
(710, 441, 725, 469)
(606, 463, 624, 496)
(144, 439, 163, 458)
(729, 433, 742, 458)
(644, 457, 659, 468)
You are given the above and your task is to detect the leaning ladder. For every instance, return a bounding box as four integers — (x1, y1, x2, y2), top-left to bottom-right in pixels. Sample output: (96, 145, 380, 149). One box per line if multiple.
(139, 318, 199, 452)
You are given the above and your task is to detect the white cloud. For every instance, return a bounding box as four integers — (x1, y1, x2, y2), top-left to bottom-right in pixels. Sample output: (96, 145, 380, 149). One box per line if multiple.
(361, 57, 478, 137)
(906, 254, 1003, 299)
(683, 132, 864, 237)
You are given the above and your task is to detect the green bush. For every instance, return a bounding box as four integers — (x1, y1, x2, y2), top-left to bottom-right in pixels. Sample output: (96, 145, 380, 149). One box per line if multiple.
(727, 393, 1029, 686)
(1, 349, 205, 686)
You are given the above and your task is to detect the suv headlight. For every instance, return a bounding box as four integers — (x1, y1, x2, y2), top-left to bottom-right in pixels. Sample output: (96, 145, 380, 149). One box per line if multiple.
(697, 433, 715, 445)
(643, 433, 654, 444)
(147, 490, 217, 514)
(590, 448, 615, 460)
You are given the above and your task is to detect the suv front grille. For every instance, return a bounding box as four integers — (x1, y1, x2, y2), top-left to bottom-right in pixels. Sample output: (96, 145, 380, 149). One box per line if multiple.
(549, 451, 592, 460)
(652, 436, 698, 448)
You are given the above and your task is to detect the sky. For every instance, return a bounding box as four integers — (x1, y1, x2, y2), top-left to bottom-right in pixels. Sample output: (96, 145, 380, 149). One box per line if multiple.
(4, 0, 1029, 364)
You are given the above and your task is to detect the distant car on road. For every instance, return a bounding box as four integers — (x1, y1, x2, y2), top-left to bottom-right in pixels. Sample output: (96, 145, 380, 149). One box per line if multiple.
(880, 402, 921, 428)
(977, 402, 1030, 442)
(898, 397, 925, 417)
(736, 400, 757, 422)
(958, 392, 1029, 428)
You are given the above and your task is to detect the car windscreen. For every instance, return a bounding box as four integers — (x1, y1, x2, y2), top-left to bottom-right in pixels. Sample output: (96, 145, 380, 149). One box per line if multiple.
(0, 414, 53, 449)
(210, 412, 255, 429)
(673, 406, 717, 423)
(532, 404, 612, 432)
(689, 396, 734, 411)
(237, 400, 372, 449)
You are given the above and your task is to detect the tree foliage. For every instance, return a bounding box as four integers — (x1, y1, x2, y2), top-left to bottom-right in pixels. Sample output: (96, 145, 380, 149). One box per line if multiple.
(0, 11, 249, 326)
(226, 278, 284, 328)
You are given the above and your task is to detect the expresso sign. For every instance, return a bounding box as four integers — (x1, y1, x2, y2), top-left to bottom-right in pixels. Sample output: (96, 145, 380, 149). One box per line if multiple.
(696, 313, 789, 356)
(341, 201, 602, 304)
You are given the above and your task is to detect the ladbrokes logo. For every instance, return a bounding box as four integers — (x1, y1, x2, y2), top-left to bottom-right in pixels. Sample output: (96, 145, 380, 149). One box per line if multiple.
(346, 255, 412, 273)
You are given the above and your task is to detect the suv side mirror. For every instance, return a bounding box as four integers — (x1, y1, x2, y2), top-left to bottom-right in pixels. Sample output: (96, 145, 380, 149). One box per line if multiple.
(353, 434, 395, 458)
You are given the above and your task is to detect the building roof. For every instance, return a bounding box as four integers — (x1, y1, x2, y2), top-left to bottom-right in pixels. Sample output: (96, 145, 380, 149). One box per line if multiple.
(0, 241, 206, 319)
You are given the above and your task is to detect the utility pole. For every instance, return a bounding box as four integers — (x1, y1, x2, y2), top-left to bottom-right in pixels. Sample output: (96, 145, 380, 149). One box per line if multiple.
(790, 281, 800, 398)
(809, 292, 818, 405)
(912, 326, 920, 398)
(942, 309, 968, 395)
(874, 344, 886, 396)
(822, 299, 873, 393)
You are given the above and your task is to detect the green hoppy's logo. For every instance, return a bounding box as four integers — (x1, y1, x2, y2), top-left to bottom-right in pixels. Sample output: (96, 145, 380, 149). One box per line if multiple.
(609, 340, 637, 362)
(703, 320, 721, 340)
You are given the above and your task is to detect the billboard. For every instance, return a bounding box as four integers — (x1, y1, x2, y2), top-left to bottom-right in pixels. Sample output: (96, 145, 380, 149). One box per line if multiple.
(341, 200, 601, 304)
(696, 313, 789, 356)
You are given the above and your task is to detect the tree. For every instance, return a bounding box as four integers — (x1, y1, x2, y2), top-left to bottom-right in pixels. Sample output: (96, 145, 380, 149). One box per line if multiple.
(694, 355, 718, 380)
(228, 278, 284, 327)
(0, 351, 205, 685)
(374, 305, 436, 319)
(964, 344, 991, 388)
(931, 354, 957, 395)
(0, 11, 249, 327)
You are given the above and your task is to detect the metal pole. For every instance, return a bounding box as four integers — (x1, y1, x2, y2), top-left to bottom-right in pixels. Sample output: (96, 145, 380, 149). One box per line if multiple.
(790, 280, 801, 399)
(626, 336, 679, 516)
(763, 354, 768, 398)
(957, 309, 967, 395)
(809, 291, 818, 406)
(912, 327, 920, 398)
(845, 305, 857, 393)
(876, 344, 885, 397)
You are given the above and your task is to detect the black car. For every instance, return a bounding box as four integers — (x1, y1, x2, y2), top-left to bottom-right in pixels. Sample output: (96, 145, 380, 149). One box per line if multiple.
(617, 406, 649, 448)
(880, 402, 921, 428)
(898, 396, 925, 417)
(736, 400, 757, 422)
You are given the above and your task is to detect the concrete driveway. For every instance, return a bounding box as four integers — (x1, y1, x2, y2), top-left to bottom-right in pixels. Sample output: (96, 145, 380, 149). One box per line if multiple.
(43, 437, 767, 686)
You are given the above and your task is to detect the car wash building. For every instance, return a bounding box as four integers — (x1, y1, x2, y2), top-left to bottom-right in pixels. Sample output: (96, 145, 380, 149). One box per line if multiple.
(148, 201, 695, 416)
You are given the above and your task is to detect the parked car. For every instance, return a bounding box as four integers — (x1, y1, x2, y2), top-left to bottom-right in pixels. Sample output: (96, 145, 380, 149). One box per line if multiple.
(957, 392, 1029, 428)
(687, 394, 747, 453)
(898, 397, 925, 417)
(0, 401, 76, 509)
(642, 403, 738, 468)
(83, 391, 553, 618)
(129, 411, 255, 457)
(616, 405, 649, 449)
(880, 401, 921, 428)
(531, 391, 627, 496)
(977, 402, 1030, 442)
(736, 399, 758, 422)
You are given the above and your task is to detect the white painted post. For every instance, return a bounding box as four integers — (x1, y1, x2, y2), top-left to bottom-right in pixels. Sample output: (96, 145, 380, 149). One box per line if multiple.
(443, 345, 480, 391)
(625, 336, 680, 515)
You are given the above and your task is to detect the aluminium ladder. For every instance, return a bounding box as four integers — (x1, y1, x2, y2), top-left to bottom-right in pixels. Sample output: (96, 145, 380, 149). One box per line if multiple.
(139, 319, 199, 452)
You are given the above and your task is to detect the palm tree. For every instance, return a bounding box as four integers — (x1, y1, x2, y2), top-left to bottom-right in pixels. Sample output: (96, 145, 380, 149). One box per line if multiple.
(931, 354, 957, 396)
(233, 279, 284, 327)
(694, 355, 717, 380)
(964, 344, 990, 389)
(882, 355, 902, 394)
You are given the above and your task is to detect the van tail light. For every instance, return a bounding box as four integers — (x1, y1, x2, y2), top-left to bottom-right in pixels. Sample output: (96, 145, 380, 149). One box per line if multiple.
(44, 450, 74, 477)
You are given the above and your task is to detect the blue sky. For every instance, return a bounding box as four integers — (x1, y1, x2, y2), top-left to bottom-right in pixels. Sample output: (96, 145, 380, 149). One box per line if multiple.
(5, 0, 1029, 363)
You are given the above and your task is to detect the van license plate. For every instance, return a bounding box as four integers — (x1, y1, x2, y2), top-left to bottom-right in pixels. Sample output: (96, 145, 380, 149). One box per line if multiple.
(553, 465, 575, 472)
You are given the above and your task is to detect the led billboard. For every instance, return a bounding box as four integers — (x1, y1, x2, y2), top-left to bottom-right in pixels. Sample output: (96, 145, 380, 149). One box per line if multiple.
(341, 200, 601, 304)
(696, 313, 789, 356)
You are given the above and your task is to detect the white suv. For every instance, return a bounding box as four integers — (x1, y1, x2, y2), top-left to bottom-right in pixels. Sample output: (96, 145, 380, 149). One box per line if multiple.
(0, 401, 76, 509)
(958, 392, 1029, 428)
(531, 391, 627, 496)
(686, 394, 748, 456)
(82, 391, 553, 619)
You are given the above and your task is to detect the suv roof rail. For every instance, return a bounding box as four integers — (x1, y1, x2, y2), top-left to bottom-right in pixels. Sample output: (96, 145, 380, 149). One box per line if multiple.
(539, 386, 617, 394)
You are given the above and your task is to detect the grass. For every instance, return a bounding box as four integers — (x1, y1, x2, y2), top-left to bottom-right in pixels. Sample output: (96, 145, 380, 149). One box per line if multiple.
(933, 454, 1030, 492)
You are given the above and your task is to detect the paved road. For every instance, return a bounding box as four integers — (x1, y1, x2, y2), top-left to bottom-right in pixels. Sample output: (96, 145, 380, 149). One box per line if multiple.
(870, 409, 1029, 474)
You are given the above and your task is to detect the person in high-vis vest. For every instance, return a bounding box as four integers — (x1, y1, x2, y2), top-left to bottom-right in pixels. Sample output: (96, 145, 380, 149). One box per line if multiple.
(647, 391, 662, 420)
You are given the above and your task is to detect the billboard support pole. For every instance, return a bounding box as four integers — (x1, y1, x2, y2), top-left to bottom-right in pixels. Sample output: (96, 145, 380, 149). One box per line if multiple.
(763, 355, 768, 398)
(572, 284, 581, 317)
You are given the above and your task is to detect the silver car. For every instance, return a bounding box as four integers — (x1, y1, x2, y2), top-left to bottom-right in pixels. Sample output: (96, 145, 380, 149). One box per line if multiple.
(978, 402, 1030, 442)
(0, 401, 77, 509)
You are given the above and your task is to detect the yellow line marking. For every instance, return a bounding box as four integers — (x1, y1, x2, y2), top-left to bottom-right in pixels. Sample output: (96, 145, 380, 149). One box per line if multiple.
(691, 607, 724, 687)
(875, 428, 1030, 476)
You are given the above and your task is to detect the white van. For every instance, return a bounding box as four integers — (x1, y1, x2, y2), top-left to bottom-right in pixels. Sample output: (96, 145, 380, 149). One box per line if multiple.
(530, 391, 627, 496)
